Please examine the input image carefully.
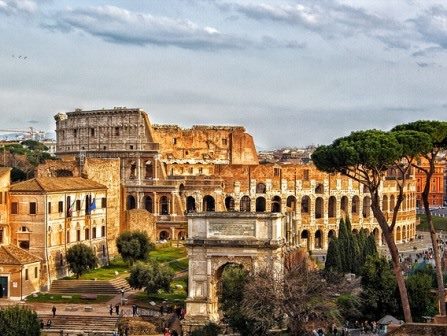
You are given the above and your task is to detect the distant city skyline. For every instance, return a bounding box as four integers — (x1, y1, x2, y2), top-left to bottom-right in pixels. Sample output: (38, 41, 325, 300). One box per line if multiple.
(1, 0, 447, 149)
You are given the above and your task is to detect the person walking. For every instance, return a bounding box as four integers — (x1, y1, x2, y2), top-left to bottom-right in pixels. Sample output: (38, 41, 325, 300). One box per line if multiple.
(52, 306, 57, 317)
(115, 303, 120, 316)
(132, 304, 137, 317)
(109, 304, 113, 316)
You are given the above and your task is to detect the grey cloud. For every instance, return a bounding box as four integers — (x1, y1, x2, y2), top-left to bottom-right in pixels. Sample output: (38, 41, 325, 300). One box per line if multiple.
(411, 6, 447, 49)
(0, 0, 37, 15)
(41, 5, 305, 51)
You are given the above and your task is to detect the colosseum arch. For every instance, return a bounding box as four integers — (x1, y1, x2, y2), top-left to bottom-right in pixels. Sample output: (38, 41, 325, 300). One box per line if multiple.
(315, 230, 323, 249)
(362, 196, 371, 218)
(256, 197, 266, 212)
(271, 196, 281, 213)
(127, 195, 136, 210)
(160, 196, 170, 215)
(328, 196, 336, 218)
(240, 196, 251, 212)
(301, 195, 310, 214)
(203, 195, 216, 212)
(315, 197, 323, 219)
(352, 196, 360, 215)
(286, 196, 297, 212)
(186, 196, 196, 213)
(144, 195, 153, 213)
(382, 195, 388, 212)
(225, 196, 235, 211)
(340, 196, 348, 215)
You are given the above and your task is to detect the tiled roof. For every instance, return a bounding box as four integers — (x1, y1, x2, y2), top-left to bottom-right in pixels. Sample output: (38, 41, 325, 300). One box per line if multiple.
(10, 177, 106, 193)
(0, 244, 41, 265)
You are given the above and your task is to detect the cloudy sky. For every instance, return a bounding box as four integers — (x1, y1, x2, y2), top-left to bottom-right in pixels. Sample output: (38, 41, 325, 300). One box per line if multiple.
(1, 0, 447, 148)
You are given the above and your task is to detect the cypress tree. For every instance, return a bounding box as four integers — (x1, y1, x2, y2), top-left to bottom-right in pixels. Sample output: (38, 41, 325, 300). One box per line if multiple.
(325, 237, 342, 272)
(338, 218, 350, 273)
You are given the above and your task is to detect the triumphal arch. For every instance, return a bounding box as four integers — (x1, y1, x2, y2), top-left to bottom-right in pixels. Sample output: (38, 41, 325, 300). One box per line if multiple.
(183, 212, 290, 329)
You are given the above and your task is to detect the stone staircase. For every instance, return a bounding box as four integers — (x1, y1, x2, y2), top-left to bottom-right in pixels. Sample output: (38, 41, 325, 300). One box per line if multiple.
(39, 314, 118, 335)
(50, 277, 131, 295)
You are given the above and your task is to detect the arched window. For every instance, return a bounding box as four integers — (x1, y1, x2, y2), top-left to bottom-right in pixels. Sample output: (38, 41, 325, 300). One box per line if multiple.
(315, 230, 323, 249)
(286, 196, 297, 211)
(328, 196, 336, 218)
(144, 196, 153, 213)
(203, 195, 215, 212)
(352, 196, 359, 215)
(390, 195, 395, 211)
(160, 196, 169, 215)
(127, 195, 136, 210)
(145, 161, 153, 179)
(256, 183, 266, 194)
(240, 196, 251, 212)
(315, 197, 323, 218)
(186, 196, 196, 212)
(382, 195, 388, 212)
(363, 196, 371, 218)
(271, 196, 281, 213)
(129, 161, 137, 179)
(315, 183, 324, 194)
(256, 197, 266, 212)
(301, 196, 310, 213)
(340, 196, 348, 214)
(225, 196, 235, 211)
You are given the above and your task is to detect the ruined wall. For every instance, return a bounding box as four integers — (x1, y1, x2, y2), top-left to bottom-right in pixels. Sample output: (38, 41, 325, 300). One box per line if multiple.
(82, 158, 122, 256)
(124, 209, 156, 242)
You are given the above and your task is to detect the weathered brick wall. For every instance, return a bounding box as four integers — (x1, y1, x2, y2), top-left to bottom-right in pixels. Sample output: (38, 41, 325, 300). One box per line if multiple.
(124, 209, 156, 243)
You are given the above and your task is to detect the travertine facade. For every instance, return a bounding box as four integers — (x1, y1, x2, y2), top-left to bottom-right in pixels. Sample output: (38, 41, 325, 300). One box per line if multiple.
(54, 107, 417, 251)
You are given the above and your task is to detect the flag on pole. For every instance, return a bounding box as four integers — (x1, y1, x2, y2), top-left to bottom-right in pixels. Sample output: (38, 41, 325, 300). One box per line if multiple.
(87, 196, 96, 214)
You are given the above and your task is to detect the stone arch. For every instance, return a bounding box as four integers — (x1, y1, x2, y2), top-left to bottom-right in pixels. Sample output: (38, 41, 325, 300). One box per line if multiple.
(203, 195, 215, 212)
(178, 231, 186, 240)
(315, 230, 323, 249)
(129, 161, 137, 179)
(179, 183, 185, 196)
(352, 195, 360, 215)
(286, 196, 297, 212)
(328, 196, 336, 218)
(127, 195, 136, 210)
(315, 183, 324, 194)
(144, 195, 153, 213)
(186, 196, 196, 212)
(328, 229, 336, 240)
(256, 183, 266, 194)
(402, 225, 407, 240)
(301, 230, 310, 250)
(225, 196, 235, 211)
(396, 226, 402, 242)
(340, 196, 348, 214)
(362, 196, 371, 218)
(271, 196, 281, 213)
(301, 195, 310, 213)
(240, 196, 251, 212)
(256, 197, 266, 212)
(315, 197, 323, 219)
(160, 196, 169, 215)
(382, 195, 388, 212)
(390, 195, 395, 211)
(145, 160, 153, 179)
(159, 230, 170, 240)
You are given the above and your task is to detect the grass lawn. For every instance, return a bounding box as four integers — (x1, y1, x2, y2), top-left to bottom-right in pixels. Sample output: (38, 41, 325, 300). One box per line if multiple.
(133, 276, 188, 306)
(417, 214, 447, 231)
(149, 245, 187, 263)
(63, 257, 129, 280)
(25, 293, 113, 304)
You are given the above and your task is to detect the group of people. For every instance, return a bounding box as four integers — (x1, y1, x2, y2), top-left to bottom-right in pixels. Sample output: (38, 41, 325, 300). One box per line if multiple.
(313, 320, 380, 336)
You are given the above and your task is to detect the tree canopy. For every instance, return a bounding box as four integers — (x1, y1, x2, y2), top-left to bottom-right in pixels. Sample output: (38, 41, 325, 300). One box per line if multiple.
(66, 243, 98, 278)
(127, 261, 174, 294)
(116, 231, 154, 265)
(0, 305, 40, 336)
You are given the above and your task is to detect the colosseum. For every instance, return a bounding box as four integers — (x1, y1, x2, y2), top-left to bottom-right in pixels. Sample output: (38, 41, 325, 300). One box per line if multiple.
(54, 107, 417, 251)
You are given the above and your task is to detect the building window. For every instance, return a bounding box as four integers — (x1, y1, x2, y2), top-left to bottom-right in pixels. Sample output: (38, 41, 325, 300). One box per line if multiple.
(130, 145, 134, 150)
(303, 169, 309, 181)
(93, 227, 97, 239)
(29, 202, 37, 215)
(101, 225, 105, 237)
(74, 129, 77, 138)
(115, 127, 120, 136)
(274, 168, 280, 177)
(0, 192, 2, 204)
(66, 230, 70, 243)
(103, 146, 107, 150)
(19, 240, 29, 249)
(199, 168, 203, 174)
(76, 229, 81, 242)
(48, 202, 52, 214)
(101, 198, 107, 208)
(11, 202, 18, 214)
(0, 228, 3, 244)
(85, 228, 90, 240)
(25, 269, 29, 281)
(222, 138, 227, 145)
(173, 138, 177, 145)
(34, 267, 38, 279)
(58, 201, 63, 213)
(91, 128, 95, 136)
(76, 200, 81, 212)
(189, 167, 193, 174)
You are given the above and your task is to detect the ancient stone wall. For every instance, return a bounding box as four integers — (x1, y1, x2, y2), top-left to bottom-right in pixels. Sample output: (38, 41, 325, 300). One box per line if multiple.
(124, 209, 156, 242)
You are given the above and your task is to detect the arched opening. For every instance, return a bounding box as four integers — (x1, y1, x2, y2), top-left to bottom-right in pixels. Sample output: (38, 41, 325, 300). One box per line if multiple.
(363, 196, 371, 218)
(145, 160, 153, 179)
(179, 184, 185, 196)
(127, 195, 136, 210)
(256, 197, 266, 212)
(178, 231, 186, 240)
(129, 161, 137, 179)
(315, 197, 323, 219)
(240, 196, 251, 212)
(328, 229, 336, 240)
(396, 226, 402, 242)
(215, 263, 247, 319)
(301, 230, 310, 250)
(301, 196, 310, 213)
(340, 196, 348, 214)
(315, 230, 323, 249)
(352, 196, 360, 215)
(186, 196, 196, 213)
(315, 183, 324, 194)
(159, 230, 170, 241)
(160, 196, 169, 215)
(144, 195, 153, 213)
(390, 195, 395, 211)
(328, 196, 336, 218)
(286, 196, 297, 212)
(382, 195, 388, 212)
(225, 196, 235, 211)
(271, 196, 281, 213)
(256, 183, 266, 194)
(203, 195, 215, 212)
